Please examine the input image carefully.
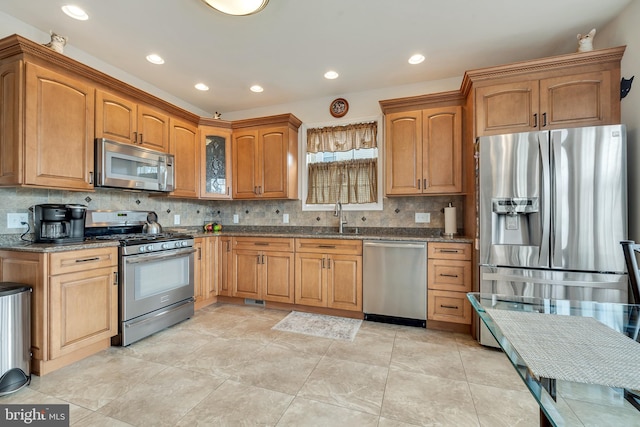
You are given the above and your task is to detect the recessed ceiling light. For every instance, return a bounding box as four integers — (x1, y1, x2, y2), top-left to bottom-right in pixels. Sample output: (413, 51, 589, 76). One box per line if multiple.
(195, 83, 210, 91)
(201, 0, 269, 16)
(408, 54, 425, 65)
(61, 5, 88, 20)
(324, 70, 339, 80)
(146, 54, 165, 65)
(250, 85, 264, 93)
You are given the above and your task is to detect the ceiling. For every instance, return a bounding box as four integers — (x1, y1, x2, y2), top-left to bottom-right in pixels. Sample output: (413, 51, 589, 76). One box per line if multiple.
(0, 0, 632, 117)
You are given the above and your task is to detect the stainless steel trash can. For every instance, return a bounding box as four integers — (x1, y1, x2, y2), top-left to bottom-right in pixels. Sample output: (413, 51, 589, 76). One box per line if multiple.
(0, 282, 31, 396)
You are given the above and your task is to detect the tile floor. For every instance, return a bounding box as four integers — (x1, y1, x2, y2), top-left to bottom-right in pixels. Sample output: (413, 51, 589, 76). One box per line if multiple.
(1, 304, 541, 426)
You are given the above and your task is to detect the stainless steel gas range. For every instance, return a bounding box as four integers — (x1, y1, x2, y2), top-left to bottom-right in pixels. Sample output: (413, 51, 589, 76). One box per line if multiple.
(85, 210, 195, 346)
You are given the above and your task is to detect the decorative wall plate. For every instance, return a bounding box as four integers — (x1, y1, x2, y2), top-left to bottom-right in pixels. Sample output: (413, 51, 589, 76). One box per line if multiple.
(330, 98, 349, 118)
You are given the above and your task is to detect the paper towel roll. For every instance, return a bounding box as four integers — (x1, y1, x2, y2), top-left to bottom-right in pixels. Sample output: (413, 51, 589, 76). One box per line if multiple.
(444, 206, 457, 235)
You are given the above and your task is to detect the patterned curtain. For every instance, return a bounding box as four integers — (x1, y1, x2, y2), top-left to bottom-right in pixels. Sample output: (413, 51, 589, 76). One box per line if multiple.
(306, 158, 377, 204)
(306, 122, 377, 153)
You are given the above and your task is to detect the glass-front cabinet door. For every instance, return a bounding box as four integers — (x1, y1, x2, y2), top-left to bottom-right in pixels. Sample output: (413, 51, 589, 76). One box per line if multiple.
(199, 125, 232, 199)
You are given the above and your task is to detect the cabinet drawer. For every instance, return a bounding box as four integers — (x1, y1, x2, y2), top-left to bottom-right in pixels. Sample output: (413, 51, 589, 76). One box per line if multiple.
(428, 259, 471, 292)
(49, 247, 118, 275)
(428, 290, 471, 324)
(295, 238, 362, 255)
(233, 237, 294, 252)
(428, 242, 471, 260)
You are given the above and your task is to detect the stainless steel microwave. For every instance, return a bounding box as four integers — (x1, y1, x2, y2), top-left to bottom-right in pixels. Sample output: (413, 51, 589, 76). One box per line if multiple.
(94, 138, 174, 192)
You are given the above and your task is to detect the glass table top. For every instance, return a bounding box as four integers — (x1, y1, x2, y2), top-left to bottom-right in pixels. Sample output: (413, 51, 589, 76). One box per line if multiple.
(468, 292, 640, 426)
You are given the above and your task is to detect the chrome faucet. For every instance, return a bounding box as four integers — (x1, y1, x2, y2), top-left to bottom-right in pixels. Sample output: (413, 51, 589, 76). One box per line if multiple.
(334, 201, 347, 234)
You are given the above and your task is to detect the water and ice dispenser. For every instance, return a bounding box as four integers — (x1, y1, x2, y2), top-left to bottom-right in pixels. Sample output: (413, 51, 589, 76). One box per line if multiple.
(491, 198, 540, 246)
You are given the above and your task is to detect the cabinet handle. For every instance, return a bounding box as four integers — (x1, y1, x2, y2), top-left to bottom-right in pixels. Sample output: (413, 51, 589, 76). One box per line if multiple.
(89, 171, 93, 184)
(438, 249, 460, 253)
(257, 255, 261, 264)
(542, 112, 547, 127)
(439, 273, 459, 278)
(113, 271, 118, 285)
(254, 186, 258, 195)
(133, 131, 138, 143)
(227, 187, 230, 196)
(261, 255, 265, 264)
(258, 186, 262, 195)
(533, 113, 538, 128)
(417, 179, 421, 190)
(440, 304, 459, 310)
(317, 245, 336, 249)
(327, 258, 331, 269)
(423, 179, 427, 189)
(226, 241, 231, 252)
(75, 257, 100, 263)
(322, 258, 326, 269)
(139, 133, 143, 144)
(197, 247, 202, 260)
(254, 242, 269, 246)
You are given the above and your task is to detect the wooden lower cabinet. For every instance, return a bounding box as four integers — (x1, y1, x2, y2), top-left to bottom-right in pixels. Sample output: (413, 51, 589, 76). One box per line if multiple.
(194, 237, 217, 309)
(427, 242, 472, 325)
(294, 239, 362, 312)
(0, 247, 118, 375)
(231, 237, 295, 303)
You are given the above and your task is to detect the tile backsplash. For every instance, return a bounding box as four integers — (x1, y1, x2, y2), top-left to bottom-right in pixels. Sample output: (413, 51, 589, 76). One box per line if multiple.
(0, 187, 465, 236)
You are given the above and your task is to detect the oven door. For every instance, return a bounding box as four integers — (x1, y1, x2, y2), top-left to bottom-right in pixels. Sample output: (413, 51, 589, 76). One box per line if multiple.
(121, 247, 195, 321)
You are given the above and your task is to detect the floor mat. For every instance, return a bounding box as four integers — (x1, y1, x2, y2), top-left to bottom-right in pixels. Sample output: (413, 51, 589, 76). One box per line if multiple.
(272, 311, 362, 341)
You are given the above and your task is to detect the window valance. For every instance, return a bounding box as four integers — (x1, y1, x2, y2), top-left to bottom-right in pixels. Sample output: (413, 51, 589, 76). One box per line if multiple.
(306, 121, 377, 153)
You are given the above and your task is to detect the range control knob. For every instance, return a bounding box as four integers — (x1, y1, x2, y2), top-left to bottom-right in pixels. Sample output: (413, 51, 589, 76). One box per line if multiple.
(181, 241, 188, 247)
(146, 244, 154, 252)
(174, 241, 182, 248)
(161, 243, 169, 250)
(138, 246, 146, 253)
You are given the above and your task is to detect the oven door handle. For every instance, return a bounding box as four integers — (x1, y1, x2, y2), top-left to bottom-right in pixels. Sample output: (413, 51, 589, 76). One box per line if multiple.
(123, 248, 196, 264)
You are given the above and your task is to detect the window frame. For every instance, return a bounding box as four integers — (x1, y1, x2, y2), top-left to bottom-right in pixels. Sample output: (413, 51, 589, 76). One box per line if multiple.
(300, 115, 384, 212)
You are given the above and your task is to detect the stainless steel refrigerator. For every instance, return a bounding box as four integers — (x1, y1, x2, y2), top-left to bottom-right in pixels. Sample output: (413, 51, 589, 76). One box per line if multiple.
(478, 125, 629, 346)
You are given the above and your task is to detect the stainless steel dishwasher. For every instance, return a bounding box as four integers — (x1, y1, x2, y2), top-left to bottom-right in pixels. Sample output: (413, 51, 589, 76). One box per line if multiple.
(363, 240, 427, 327)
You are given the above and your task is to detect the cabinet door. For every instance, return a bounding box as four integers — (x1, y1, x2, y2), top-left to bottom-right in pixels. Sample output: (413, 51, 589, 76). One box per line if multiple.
(232, 249, 261, 299)
(193, 238, 204, 305)
(475, 81, 539, 136)
(218, 236, 233, 296)
(48, 266, 118, 359)
(327, 254, 362, 311)
(232, 130, 259, 198)
(24, 62, 94, 190)
(539, 71, 612, 129)
(385, 111, 423, 195)
(170, 118, 199, 198)
(260, 126, 288, 198)
(0, 60, 22, 185)
(263, 251, 294, 303)
(137, 104, 169, 152)
(200, 127, 232, 199)
(204, 237, 218, 301)
(294, 252, 326, 307)
(422, 106, 462, 193)
(95, 89, 136, 144)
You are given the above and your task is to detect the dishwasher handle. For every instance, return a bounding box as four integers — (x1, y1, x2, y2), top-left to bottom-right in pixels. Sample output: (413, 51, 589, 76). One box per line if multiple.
(363, 241, 426, 250)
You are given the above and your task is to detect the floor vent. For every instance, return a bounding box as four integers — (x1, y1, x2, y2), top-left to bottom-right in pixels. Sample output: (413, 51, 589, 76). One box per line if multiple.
(244, 298, 265, 307)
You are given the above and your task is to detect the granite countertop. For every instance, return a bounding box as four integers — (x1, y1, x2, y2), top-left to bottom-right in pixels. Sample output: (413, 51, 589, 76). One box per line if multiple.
(175, 226, 474, 243)
(0, 226, 473, 253)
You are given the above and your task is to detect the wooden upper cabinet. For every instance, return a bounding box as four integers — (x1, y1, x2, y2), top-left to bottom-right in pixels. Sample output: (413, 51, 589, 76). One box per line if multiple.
(385, 106, 462, 196)
(23, 62, 95, 190)
(468, 46, 624, 137)
(0, 60, 22, 186)
(231, 114, 300, 200)
(96, 89, 169, 152)
(169, 117, 199, 198)
(199, 124, 232, 199)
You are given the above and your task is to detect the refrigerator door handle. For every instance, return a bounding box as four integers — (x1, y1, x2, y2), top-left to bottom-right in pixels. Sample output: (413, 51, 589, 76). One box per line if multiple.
(482, 272, 626, 289)
(551, 131, 563, 267)
(539, 132, 551, 267)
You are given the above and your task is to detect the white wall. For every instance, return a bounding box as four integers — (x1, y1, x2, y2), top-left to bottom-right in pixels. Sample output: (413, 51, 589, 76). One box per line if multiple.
(598, 1, 640, 242)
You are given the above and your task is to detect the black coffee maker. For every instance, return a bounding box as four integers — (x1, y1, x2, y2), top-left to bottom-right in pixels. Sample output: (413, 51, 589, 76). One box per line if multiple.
(34, 204, 87, 244)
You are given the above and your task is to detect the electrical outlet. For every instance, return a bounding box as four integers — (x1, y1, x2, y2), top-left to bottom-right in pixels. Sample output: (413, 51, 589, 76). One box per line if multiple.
(283, 213, 289, 224)
(7, 213, 29, 228)
(174, 214, 180, 225)
(415, 212, 431, 223)
(233, 214, 239, 224)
